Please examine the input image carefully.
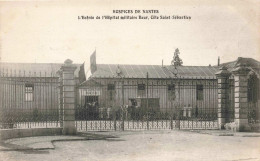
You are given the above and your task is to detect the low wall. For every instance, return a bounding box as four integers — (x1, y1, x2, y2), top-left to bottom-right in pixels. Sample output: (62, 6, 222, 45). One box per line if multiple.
(0, 128, 63, 140)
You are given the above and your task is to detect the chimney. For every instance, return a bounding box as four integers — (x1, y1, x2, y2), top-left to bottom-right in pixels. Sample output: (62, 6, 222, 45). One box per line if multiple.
(162, 59, 164, 67)
(218, 56, 220, 66)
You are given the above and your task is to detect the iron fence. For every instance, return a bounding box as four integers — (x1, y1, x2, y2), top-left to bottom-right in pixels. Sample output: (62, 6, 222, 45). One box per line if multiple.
(0, 68, 60, 129)
(75, 106, 218, 131)
(1, 67, 258, 131)
(248, 74, 260, 124)
(76, 76, 219, 131)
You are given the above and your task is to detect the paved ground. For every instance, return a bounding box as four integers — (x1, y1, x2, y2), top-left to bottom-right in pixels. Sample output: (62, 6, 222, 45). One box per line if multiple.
(0, 130, 260, 161)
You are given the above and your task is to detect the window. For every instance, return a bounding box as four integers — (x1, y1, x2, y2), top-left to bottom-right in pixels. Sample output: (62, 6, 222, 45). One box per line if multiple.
(109, 91, 114, 101)
(138, 84, 145, 90)
(196, 85, 203, 100)
(248, 86, 254, 102)
(137, 84, 146, 97)
(107, 84, 115, 90)
(141, 98, 160, 110)
(168, 84, 175, 100)
(107, 84, 115, 101)
(25, 84, 34, 101)
(248, 76, 258, 102)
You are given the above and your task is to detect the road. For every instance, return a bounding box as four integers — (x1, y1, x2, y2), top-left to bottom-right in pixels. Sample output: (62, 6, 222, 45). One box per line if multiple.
(0, 130, 259, 161)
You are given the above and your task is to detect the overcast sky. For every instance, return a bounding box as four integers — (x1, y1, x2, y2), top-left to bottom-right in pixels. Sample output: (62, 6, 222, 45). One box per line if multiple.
(0, 0, 259, 66)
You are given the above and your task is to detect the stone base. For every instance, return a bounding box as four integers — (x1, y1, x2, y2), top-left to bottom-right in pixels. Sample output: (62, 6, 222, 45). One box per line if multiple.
(175, 120, 180, 129)
(235, 119, 251, 132)
(218, 118, 226, 130)
(62, 121, 77, 135)
(0, 128, 62, 140)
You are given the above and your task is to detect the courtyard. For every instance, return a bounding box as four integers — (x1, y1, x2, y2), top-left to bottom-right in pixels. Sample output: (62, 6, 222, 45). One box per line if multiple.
(0, 130, 259, 161)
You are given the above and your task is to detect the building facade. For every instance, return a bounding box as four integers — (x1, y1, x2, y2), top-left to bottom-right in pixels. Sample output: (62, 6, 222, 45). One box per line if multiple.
(0, 57, 259, 131)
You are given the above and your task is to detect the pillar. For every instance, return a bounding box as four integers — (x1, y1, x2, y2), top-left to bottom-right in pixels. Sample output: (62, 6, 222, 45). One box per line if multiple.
(60, 59, 77, 135)
(57, 70, 63, 127)
(215, 66, 231, 129)
(232, 63, 251, 132)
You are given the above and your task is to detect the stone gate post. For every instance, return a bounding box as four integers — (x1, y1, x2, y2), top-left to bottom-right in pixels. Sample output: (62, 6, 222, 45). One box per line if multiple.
(60, 59, 77, 135)
(232, 63, 250, 131)
(57, 70, 63, 127)
(215, 66, 231, 129)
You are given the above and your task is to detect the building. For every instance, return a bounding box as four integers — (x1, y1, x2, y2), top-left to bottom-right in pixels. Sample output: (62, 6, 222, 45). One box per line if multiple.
(0, 55, 259, 127)
(76, 55, 260, 123)
(0, 63, 80, 124)
(77, 64, 219, 113)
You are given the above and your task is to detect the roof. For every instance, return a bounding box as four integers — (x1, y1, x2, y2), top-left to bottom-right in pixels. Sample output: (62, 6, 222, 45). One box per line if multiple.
(2, 57, 259, 79)
(0, 62, 81, 77)
(219, 57, 260, 77)
(220, 57, 260, 69)
(89, 64, 219, 79)
(86, 57, 260, 80)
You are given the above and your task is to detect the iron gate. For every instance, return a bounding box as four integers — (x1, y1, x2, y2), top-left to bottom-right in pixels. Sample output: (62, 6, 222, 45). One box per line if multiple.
(248, 73, 259, 124)
(75, 75, 218, 131)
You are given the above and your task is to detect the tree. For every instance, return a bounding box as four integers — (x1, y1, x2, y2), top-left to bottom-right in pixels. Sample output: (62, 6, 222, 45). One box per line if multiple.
(171, 48, 183, 66)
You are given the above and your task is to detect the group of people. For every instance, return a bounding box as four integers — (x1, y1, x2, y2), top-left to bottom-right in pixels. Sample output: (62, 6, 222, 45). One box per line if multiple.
(78, 99, 151, 120)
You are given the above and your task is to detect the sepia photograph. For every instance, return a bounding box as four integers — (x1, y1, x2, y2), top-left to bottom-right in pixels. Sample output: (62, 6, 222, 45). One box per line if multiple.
(0, 0, 259, 160)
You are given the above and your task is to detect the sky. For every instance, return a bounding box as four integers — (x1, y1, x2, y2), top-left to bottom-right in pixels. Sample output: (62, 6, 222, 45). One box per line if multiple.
(0, 0, 259, 66)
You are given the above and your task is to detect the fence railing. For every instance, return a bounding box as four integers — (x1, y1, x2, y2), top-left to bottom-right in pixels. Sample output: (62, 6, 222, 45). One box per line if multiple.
(76, 76, 219, 130)
(75, 106, 218, 121)
(1, 66, 258, 131)
(0, 68, 60, 129)
(75, 107, 218, 131)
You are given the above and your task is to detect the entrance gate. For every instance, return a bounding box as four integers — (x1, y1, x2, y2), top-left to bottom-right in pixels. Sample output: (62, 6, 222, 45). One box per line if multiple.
(75, 76, 218, 131)
(248, 73, 259, 125)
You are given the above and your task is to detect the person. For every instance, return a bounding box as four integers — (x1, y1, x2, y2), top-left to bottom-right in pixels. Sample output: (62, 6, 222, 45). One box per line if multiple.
(124, 105, 128, 120)
(195, 105, 198, 119)
(92, 101, 99, 119)
(107, 106, 111, 119)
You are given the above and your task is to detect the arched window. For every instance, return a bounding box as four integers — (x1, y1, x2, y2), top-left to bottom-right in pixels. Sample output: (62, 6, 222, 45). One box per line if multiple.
(248, 73, 258, 103)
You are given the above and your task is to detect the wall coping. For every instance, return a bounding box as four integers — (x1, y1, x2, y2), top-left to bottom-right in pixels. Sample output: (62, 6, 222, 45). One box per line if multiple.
(0, 128, 63, 141)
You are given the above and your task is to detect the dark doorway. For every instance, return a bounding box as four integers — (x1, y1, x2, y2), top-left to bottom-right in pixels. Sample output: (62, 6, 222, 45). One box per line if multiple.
(84, 96, 99, 120)
(85, 96, 98, 104)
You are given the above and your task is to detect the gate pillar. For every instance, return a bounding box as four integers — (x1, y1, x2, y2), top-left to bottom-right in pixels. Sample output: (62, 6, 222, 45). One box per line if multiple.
(60, 59, 77, 135)
(215, 66, 231, 129)
(232, 63, 250, 132)
(57, 70, 63, 127)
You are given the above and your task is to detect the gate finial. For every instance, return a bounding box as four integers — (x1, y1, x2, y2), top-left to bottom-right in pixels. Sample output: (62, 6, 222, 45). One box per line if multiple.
(116, 65, 122, 77)
(64, 59, 73, 65)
